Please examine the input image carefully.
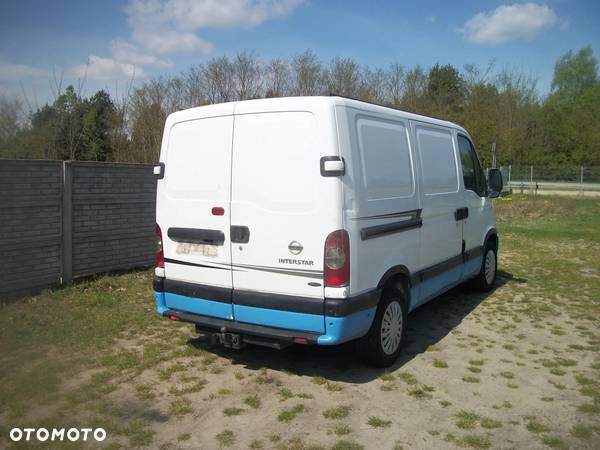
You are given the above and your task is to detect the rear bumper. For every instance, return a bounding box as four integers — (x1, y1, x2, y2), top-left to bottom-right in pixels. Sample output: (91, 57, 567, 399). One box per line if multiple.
(162, 308, 322, 344)
(153, 277, 379, 345)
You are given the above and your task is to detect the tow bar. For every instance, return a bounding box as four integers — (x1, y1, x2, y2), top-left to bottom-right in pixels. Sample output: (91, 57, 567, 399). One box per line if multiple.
(212, 327, 246, 350)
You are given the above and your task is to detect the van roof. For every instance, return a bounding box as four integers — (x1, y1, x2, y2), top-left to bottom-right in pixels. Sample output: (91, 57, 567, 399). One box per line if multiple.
(166, 96, 468, 135)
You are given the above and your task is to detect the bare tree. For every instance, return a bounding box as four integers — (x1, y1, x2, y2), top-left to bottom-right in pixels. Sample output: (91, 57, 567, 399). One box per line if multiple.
(386, 63, 405, 105)
(360, 66, 387, 103)
(184, 64, 207, 107)
(233, 51, 263, 100)
(402, 66, 428, 112)
(202, 56, 235, 103)
(265, 58, 290, 98)
(291, 50, 323, 96)
(325, 57, 360, 97)
(0, 96, 22, 141)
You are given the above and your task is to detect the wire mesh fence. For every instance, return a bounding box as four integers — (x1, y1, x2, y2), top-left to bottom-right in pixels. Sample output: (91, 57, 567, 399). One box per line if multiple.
(495, 165, 600, 196)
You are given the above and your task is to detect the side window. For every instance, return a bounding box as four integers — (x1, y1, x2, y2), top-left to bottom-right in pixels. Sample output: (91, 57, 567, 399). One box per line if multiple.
(457, 135, 486, 196)
(357, 118, 414, 200)
(416, 126, 459, 195)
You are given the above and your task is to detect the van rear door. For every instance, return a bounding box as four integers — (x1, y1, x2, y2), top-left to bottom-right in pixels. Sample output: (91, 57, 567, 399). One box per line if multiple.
(229, 104, 340, 332)
(158, 105, 234, 319)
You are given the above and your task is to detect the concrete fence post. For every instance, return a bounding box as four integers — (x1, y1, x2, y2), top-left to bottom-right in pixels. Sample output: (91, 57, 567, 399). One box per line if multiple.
(61, 161, 73, 285)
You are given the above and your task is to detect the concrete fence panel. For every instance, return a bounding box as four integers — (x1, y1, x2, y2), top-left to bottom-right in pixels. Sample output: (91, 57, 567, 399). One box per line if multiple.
(0, 159, 156, 299)
(0, 160, 64, 298)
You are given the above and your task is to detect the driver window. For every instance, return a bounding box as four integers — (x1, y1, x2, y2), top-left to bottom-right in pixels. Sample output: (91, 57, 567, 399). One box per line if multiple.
(458, 135, 486, 196)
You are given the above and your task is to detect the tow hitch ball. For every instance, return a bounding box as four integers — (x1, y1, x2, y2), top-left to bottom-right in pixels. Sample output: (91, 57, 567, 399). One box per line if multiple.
(212, 326, 245, 349)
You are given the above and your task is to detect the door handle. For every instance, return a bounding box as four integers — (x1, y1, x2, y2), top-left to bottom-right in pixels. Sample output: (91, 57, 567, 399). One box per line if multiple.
(231, 225, 250, 243)
(454, 207, 469, 221)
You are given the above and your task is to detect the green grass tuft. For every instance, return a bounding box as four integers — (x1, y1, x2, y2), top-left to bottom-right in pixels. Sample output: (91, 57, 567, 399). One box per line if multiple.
(216, 429, 235, 448)
(323, 405, 351, 420)
(277, 404, 307, 422)
(367, 416, 392, 428)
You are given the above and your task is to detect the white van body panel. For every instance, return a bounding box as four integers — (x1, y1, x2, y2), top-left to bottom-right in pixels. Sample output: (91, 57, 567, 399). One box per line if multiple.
(157, 103, 235, 290)
(154, 96, 497, 345)
(230, 100, 341, 299)
(335, 104, 421, 299)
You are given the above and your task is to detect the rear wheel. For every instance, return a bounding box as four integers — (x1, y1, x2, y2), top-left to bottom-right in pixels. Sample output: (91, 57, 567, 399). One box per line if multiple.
(355, 283, 407, 367)
(472, 241, 497, 292)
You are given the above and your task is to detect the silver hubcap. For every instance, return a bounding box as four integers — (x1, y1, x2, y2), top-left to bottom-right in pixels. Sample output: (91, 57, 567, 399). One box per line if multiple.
(381, 301, 403, 355)
(484, 249, 496, 285)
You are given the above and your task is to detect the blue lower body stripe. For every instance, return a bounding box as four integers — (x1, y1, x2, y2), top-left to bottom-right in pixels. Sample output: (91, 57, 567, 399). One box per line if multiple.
(319, 307, 377, 345)
(233, 304, 324, 333)
(153, 255, 485, 346)
(153, 290, 376, 345)
(164, 292, 234, 320)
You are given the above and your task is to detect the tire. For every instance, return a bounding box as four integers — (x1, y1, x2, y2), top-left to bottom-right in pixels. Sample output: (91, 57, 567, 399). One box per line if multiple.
(472, 241, 497, 292)
(355, 282, 407, 368)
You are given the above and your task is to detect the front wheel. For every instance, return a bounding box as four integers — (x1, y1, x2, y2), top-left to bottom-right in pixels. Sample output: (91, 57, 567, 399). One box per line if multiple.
(472, 242, 497, 292)
(355, 284, 407, 367)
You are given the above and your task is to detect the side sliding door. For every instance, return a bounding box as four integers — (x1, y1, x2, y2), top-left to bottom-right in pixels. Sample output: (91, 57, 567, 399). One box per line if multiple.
(411, 122, 464, 307)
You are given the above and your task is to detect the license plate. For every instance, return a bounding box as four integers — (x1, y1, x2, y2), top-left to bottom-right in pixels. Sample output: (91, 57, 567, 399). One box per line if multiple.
(175, 242, 219, 257)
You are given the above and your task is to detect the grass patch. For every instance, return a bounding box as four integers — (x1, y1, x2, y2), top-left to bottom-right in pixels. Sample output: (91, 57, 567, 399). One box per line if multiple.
(409, 387, 432, 399)
(169, 378, 208, 396)
(216, 429, 235, 448)
(379, 371, 395, 381)
(334, 424, 351, 436)
(331, 440, 364, 450)
(462, 375, 480, 383)
(456, 411, 501, 431)
(525, 419, 549, 433)
(223, 407, 244, 416)
(570, 423, 593, 440)
(456, 411, 480, 429)
(135, 383, 155, 401)
(433, 358, 448, 368)
(169, 398, 193, 417)
(277, 387, 295, 400)
(577, 402, 600, 414)
(459, 434, 491, 449)
(254, 368, 275, 384)
(323, 405, 351, 420)
(277, 404, 306, 422)
(117, 419, 155, 447)
(367, 416, 391, 428)
(244, 394, 261, 409)
(541, 436, 567, 449)
(312, 376, 343, 392)
(178, 432, 191, 441)
(480, 418, 502, 429)
(397, 372, 417, 385)
(575, 374, 595, 385)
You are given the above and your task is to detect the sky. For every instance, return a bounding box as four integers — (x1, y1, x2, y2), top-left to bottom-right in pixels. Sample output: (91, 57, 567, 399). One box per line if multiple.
(0, 0, 598, 109)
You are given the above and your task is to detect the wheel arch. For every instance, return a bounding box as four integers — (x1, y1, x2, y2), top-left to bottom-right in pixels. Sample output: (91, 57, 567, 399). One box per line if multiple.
(484, 227, 499, 252)
(377, 265, 412, 309)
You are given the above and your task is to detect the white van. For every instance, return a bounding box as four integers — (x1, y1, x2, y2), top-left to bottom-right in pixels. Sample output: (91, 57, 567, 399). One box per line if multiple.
(153, 96, 503, 367)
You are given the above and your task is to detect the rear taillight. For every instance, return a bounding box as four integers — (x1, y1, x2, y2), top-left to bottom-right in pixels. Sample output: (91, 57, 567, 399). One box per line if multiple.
(324, 229, 350, 287)
(156, 224, 164, 269)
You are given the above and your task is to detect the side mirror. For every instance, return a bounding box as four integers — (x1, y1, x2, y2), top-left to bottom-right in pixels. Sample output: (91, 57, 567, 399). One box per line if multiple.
(488, 169, 503, 198)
